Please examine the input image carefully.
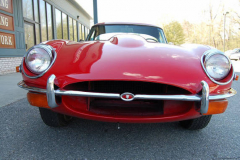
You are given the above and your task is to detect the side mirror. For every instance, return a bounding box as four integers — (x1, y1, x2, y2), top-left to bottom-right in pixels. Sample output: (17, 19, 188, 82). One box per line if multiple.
(78, 39, 84, 42)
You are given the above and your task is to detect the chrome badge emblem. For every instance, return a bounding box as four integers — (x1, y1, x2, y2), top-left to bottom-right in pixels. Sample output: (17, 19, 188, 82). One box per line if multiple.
(121, 92, 135, 101)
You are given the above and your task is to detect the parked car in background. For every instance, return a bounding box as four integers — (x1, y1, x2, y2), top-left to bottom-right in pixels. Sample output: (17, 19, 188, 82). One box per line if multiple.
(17, 22, 237, 130)
(225, 48, 240, 61)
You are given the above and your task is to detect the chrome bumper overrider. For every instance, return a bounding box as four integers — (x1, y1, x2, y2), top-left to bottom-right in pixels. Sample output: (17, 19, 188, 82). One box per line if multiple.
(18, 74, 237, 114)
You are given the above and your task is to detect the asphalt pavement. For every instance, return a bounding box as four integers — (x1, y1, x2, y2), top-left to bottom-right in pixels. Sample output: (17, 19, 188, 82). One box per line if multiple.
(0, 73, 27, 107)
(0, 81, 239, 159)
(232, 60, 240, 72)
(0, 62, 239, 159)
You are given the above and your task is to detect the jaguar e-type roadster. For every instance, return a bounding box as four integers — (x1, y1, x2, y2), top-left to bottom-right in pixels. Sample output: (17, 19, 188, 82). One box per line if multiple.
(18, 22, 238, 130)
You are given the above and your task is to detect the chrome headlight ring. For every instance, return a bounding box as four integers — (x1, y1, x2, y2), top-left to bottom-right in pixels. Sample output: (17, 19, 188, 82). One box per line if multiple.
(201, 49, 234, 85)
(22, 44, 57, 79)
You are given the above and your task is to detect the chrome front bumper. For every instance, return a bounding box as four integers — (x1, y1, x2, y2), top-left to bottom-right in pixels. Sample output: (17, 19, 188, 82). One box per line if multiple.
(18, 74, 237, 114)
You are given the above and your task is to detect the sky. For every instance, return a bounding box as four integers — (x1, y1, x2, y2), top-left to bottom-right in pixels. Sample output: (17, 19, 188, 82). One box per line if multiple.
(77, 0, 240, 26)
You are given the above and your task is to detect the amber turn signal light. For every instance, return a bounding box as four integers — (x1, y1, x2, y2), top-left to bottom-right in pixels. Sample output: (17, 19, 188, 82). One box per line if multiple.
(16, 66, 20, 72)
(203, 99, 228, 115)
(27, 92, 51, 109)
(235, 75, 239, 81)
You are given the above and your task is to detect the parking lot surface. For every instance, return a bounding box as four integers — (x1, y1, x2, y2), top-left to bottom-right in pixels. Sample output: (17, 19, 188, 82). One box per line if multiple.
(0, 73, 27, 107)
(0, 75, 239, 159)
(232, 60, 240, 72)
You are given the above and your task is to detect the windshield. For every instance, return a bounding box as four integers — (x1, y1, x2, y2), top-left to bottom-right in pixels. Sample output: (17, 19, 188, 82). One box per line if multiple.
(87, 24, 167, 43)
(233, 48, 240, 52)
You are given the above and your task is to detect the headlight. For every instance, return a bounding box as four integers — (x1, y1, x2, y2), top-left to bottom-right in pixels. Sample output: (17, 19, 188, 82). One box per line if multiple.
(25, 45, 53, 74)
(204, 50, 231, 80)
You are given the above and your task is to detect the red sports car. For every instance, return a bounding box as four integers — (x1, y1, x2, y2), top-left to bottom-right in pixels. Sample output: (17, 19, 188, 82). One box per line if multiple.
(18, 22, 237, 130)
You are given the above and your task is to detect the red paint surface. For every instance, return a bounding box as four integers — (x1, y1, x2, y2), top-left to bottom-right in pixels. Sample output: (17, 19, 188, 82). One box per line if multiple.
(21, 34, 234, 123)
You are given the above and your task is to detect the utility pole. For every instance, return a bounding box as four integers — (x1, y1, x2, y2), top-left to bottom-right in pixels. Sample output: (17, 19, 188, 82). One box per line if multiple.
(223, 11, 229, 52)
(93, 0, 98, 24)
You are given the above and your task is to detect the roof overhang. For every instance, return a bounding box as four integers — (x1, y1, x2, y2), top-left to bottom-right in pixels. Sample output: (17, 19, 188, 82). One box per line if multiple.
(68, 0, 93, 20)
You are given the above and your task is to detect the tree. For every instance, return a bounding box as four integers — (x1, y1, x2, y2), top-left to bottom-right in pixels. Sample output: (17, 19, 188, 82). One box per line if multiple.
(163, 21, 185, 45)
(160, 1, 240, 50)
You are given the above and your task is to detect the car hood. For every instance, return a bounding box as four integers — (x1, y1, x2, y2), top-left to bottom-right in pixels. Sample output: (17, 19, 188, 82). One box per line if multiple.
(26, 35, 232, 94)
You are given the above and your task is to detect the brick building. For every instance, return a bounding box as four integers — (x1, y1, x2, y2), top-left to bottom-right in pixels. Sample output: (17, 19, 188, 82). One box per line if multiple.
(0, 0, 92, 75)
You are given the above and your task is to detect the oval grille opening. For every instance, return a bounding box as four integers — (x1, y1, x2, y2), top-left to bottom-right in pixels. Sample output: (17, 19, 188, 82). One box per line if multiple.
(63, 81, 191, 95)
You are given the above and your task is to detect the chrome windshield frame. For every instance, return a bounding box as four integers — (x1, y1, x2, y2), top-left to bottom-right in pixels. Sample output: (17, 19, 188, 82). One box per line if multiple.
(87, 24, 167, 43)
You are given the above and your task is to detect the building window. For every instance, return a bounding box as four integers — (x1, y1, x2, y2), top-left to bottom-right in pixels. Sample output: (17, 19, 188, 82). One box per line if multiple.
(85, 27, 88, 39)
(34, 0, 39, 22)
(73, 19, 77, 41)
(23, 0, 40, 50)
(23, 0, 55, 50)
(24, 22, 35, 50)
(79, 23, 82, 40)
(46, 3, 53, 40)
(23, 0, 33, 20)
(62, 13, 68, 39)
(69, 17, 73, 40)
(55, 9, 62, 39)
(82, 25, 85, 40)
(39, 0, 47, 41)
(23, 0, 88, 48)
(35, 24, 40, 44)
